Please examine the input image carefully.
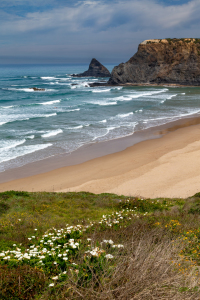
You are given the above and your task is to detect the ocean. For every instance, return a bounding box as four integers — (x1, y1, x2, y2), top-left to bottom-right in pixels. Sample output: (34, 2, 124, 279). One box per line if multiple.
(1, 63, 200, 173)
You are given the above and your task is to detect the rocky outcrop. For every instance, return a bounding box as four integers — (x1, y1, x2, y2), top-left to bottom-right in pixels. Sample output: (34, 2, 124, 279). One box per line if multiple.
(108, 39, 200, 86)
(73, 58, 111, 77)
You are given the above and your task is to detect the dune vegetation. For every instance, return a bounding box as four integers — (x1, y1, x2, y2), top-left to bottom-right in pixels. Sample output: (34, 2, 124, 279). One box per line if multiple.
(1, 191, 200, 299)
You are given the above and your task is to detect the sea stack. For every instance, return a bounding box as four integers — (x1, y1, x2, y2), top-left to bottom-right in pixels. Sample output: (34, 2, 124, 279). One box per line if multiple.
(108, 38, 200, 86)
(73, 58, 111, 77)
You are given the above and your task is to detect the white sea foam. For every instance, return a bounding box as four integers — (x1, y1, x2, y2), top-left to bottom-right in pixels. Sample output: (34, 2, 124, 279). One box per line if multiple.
(114, 96, 133, 101)
(41, 77, 57, 80)
(99, 119, 107, 123)
(40, 100, 60, 105)
(42, 129, 63, 138)
(5, 87, 55, 92)
(27, 135, 35, 139)
(0, 139, 26, 151)
(66, 108, 80, 112)
(90, 100, 117, 106)
(167, 94, 177, 100)
(44, 113, 57, 117)
(71, 82, 90, 89)
(93, 126, 120, 141)
(68, 125, 83, 130)
(2, 106, 14, 109)
(0, 143, 52, 164)
(117, 112, 133, 118)
(92, 89, 111, 93)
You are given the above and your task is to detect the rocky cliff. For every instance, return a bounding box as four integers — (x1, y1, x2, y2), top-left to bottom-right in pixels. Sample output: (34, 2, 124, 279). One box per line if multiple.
(108, 39, 200, 86)
(73, 58, 111, 77)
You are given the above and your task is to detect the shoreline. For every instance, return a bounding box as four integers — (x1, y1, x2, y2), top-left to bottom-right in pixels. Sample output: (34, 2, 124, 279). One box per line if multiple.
(1, 113, 200, 198)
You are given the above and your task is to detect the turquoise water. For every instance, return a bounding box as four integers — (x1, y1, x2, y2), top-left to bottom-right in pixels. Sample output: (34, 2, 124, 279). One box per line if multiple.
(1, 64, 200, 172)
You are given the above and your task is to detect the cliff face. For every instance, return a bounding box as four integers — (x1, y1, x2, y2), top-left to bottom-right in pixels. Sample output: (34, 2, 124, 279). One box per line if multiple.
(108, 39, 200, 86)
(73, 58, 111, 77)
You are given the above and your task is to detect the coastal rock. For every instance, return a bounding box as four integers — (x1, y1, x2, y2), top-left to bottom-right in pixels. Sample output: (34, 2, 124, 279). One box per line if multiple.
(108, 38, 200, 86)
(73, 58, 111, 77)
(32, 87, 45, 91)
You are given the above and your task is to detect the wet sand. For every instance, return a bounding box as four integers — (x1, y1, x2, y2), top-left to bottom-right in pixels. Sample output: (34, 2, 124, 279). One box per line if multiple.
(1, 116, 200, 198)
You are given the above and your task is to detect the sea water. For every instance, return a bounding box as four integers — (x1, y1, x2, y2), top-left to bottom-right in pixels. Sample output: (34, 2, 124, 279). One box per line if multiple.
(1, 63, 200, 173)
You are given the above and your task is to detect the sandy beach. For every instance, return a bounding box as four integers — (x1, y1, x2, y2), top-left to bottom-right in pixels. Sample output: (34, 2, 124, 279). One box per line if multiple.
(1, 116, 200, 198)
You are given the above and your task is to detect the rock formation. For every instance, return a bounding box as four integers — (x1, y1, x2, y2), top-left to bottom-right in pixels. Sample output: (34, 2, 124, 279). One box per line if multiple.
(73, 58, 111, 77)
(108, 38, 200, 86)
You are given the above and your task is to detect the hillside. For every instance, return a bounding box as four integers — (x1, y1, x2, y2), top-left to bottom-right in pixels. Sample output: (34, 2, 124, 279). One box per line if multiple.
(108, 38, 200, 86)
(1, 191, 200, 299)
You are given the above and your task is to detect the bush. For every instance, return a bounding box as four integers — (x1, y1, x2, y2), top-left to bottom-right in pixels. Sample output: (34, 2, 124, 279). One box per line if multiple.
(0, 265, 47, 300)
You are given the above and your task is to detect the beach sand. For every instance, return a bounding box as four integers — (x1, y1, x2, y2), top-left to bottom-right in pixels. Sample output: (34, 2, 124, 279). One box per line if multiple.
(1, 117, 200, 198)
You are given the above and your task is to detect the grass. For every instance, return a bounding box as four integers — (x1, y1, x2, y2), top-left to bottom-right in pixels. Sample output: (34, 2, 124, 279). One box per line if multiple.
(1, 191, 200, 299)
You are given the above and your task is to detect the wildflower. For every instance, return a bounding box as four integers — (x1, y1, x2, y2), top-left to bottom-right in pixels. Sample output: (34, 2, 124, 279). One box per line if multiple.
(105, 254, 114, 259)
(49, 283, 54, 287)
(63, 257, 68, 261)
(52, 276, 58, 280)
(13, 244, 16, 247)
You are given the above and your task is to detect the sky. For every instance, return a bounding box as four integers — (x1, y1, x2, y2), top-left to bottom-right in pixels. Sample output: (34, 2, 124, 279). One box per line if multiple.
(0, 0, 200, 64)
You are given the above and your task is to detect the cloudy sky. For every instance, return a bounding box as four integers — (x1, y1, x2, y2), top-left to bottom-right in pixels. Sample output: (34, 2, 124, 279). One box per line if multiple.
(0, 0, 200, 64)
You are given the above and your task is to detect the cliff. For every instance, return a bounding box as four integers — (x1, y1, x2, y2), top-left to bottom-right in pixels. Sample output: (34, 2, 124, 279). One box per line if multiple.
(73, 58, 111, 77)
(108, 38, 200, 86)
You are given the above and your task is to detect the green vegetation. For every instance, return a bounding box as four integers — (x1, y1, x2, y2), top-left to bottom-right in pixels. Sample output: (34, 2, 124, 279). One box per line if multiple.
(1, 191, 200, 299)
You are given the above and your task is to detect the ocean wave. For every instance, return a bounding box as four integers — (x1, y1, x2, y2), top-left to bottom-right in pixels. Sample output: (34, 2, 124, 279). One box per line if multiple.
(44, 113, 57, 118)
(167, 94, 177, 100)
(66, 108, 80, 112)
(68, 125, 83, 130)
(0, 139, 26, 151)
(92, 88, 111, 93)
(99, 119, 107, 123)
(0, 113, 57, 126)
(27, 135, 35, 139)
(40, 100, 60, 105)
(70, 82, 90, 89)
(114, 96, 133, 101)
(4, 87, 55, 92)
(41, 129, 63, 138)
(90, 100, 117, 106)
(93, 126, 120, 141)
(41, 77, 57, 80)
(117, 112, 133, 118)
(0, 143, 52, 164)
(3, 105, 14, 109)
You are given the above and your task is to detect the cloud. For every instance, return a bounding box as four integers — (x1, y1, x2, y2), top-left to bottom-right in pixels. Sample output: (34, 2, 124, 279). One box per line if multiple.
(0, 0, 200, 63)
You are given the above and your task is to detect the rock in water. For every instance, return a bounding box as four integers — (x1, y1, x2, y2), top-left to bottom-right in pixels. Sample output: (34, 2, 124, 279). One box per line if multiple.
(108, 39, 200, 86)
(73, 58, 111, 77)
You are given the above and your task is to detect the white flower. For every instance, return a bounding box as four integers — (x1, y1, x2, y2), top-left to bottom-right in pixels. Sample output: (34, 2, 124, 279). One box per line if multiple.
(13, 244, 16, 247)
(54, 261, 57, 264)
(52, 276, 58, 280)
(87, 238, 91, 241)
(0, 253, 5, 257)
(49, 283, 54, 287)
(105, 254, 114, 259)
(34, 229, 37, 231)
(108, 240, 114, 245)
(63, 257, 68, 261)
